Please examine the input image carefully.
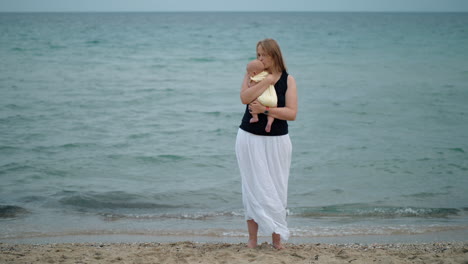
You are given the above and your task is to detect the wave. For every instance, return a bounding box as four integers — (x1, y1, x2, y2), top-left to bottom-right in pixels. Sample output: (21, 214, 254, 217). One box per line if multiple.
(0, 145, 21, 152)
(59, 191, 182, 210)
(0, 205, 29, 218)
(56, 191, 462, 220)
(289, 225, 468, 237)
(85, 40, 101, 45)
(3, 103, 27, 110)
(132, 154, 189, 164)
(99, 210, 244, 221)
(0, 162, 34, 175)
(29, 143, 102, 154)
(11, 47, 25, 52)
(47, 42, 66, 50)
(30, 143, 99, 153)
(56, 186, 235, 213)
(402, 192, 450, 199)
(0, 115, 35, 124)
(60, 143, 98, 149)
(106, 154, 188, 164)
(203, 111, 221, 116)
(288, 204, 461, 218)
(107, 205, 460, 220)
(142, 154, 187, 162)
(63, 204, 463, 222)
(448, 148, 465, 153)
(127, 132, 152, 140)
(189, 57, 216, 62)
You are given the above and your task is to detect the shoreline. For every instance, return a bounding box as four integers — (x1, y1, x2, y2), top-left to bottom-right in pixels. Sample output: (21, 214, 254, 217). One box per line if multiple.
(2, 228, 468, 245)
(1, 241, 467, 264)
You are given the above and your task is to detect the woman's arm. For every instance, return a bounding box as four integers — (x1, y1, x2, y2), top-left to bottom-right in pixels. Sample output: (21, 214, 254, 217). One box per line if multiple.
(249, 75, 297, 121)
(240, 73, 274, 104)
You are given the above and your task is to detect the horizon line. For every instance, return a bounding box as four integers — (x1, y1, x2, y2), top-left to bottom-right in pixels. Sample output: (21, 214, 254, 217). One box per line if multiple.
(1, 10, 467, 13)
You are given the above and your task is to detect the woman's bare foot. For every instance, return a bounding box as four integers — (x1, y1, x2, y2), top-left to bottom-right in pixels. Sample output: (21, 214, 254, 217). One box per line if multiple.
(272, 233, 284, 250)
(247, 220, 258, 248)
(247, 238, 257, 248)
(273, 243, 284, 250)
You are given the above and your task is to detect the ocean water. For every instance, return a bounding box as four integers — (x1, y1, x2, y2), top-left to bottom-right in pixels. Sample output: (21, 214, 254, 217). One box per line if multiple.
(1, 12, 468, 243)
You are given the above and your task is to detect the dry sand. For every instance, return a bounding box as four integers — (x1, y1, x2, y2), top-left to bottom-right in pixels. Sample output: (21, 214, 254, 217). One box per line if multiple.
(1, 241, 467, 264)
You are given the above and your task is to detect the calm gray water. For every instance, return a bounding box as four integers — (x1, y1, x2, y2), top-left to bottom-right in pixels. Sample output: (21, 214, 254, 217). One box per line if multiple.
(1, 12, 468, 243)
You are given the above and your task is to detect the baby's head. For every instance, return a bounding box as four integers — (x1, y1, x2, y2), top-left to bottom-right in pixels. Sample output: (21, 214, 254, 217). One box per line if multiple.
(246, 59, 265, 77)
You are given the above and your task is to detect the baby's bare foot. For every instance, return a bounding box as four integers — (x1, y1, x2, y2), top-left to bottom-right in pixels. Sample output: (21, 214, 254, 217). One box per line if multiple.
(250, 117, 259, 123)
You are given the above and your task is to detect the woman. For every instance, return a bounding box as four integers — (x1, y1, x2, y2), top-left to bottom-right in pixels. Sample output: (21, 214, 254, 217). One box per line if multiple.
(235, 38, 298, 249)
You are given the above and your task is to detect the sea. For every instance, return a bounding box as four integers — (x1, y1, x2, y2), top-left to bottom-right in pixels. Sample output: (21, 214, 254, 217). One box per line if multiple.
(1, 12, 468, 244)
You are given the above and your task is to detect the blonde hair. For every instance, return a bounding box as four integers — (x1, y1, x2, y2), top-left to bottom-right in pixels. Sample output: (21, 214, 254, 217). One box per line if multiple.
(256, 38, 287, 73)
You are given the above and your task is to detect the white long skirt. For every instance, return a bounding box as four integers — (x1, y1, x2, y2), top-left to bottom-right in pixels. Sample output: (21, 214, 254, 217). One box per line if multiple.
(235, 128, 292, 240)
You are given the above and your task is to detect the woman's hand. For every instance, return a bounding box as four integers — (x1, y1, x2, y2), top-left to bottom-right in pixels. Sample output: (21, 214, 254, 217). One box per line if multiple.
(248, 100, 266, 114)
(265, 74, 275, 85)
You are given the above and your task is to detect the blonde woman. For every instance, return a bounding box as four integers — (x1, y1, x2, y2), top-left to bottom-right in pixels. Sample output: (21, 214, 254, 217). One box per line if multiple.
(236, 38, 298, 249)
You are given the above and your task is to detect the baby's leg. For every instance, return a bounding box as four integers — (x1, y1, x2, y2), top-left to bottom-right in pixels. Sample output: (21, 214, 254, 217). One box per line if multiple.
(250, 113, 259, 123)
(265, 116, 274, 133)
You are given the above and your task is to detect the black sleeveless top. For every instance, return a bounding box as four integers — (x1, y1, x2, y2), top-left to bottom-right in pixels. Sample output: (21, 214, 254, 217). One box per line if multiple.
(239, 71, 288, 136)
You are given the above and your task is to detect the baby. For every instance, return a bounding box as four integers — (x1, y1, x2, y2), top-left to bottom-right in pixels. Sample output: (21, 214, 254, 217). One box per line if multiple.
(246, 59, 277, 133)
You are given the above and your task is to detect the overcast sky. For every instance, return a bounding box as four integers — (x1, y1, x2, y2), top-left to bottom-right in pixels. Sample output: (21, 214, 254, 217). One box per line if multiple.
(1, 0, 468, 12)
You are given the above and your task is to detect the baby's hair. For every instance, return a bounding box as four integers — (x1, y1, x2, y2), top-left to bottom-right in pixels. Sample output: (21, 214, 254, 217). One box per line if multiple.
(247, 59, 264, 73)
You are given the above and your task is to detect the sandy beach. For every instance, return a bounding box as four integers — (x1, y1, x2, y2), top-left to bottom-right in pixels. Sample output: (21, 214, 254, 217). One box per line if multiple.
(1, 241, 467, 264)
